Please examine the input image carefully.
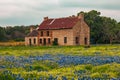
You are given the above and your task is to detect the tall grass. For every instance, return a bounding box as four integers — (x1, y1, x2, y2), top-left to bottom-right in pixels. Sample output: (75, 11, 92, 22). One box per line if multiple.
(0, 42, 24, 46)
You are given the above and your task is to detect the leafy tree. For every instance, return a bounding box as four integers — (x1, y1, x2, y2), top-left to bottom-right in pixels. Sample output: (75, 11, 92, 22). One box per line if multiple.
(78, 10, 120, 44)
(0, 27, 6, 41)
(101, 17, 117, 44)
(0, 25, 38, 41)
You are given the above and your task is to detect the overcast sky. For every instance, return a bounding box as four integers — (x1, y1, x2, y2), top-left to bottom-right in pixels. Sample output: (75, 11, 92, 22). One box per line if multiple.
(0, 0, 120, 27)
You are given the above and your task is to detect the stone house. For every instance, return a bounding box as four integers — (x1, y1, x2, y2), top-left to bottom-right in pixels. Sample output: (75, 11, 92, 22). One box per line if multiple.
(25, 13, 90, 46)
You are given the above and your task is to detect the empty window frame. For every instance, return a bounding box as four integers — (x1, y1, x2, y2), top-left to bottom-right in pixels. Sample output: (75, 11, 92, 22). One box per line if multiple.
(29, 38, 32, 45)
(48, 38, 51, 44)
(64, 37, 67, 43)
(84, 37, 87, 45)
(40, 39, 42, 44)
(41, 31, 43, 36)
(47, 31, 49, 36)
(34, 38, 36, 44)
(75, 37, 79, 44)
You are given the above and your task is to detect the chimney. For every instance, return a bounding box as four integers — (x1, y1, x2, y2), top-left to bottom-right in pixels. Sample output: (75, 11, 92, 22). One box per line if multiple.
(44, 16, 48, 21)
(72, 15, 75, 18)
(30, 26, 34, 32)
(78, 13, 84, 21)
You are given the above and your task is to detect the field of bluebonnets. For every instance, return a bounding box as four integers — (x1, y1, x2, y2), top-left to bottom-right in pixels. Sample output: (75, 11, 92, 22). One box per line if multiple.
(0, 44, 120, 80)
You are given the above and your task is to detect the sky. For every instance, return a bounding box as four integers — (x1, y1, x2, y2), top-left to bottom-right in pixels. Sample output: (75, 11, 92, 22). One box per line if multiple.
(0, 0, 120, 27)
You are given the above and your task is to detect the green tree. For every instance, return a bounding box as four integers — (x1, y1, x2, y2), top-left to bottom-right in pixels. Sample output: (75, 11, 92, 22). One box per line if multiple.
(78, 10, 103, 43)
(78, 10, 120, 44)
(101, 17, 117, 44)
(0, 27, 6, 41)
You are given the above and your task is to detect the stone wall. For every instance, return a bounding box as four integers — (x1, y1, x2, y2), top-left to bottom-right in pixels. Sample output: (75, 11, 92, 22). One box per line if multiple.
(25, 16, 90, 46)
(52, 29, 74, 45)
(25, 37, 38, 46)
(25, 20, 90, 46)
(83, 21, 90, 45)
(38, 29, 74, 46)
(73, 20, 90, 45)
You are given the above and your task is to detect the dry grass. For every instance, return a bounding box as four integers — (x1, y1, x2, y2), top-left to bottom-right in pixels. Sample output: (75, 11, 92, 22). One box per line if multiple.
(0, 42, 25, 46)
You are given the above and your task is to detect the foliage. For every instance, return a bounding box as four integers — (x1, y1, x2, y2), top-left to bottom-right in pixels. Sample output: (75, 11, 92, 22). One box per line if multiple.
(52, 40, 58, 46)
(0, 25, 38, 42)
(0, 44, 120, 56)
(0, 27, 6, 41)
(78, 10, 120, 44)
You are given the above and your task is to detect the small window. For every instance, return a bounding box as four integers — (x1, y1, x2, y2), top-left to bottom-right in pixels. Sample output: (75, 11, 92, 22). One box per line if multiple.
(41, 31, 43, 36)
(64, 37, 67, 43)
(47, 31, 49, 36)
(84, 37, 87, 45)
(40, 39, 42, 44)
(48, 38, 51, 44)
(34, 38, 36, 44)
(29, 38, 32, 45)
(75, 37, 79, 44)
(43, 38, 46, 45)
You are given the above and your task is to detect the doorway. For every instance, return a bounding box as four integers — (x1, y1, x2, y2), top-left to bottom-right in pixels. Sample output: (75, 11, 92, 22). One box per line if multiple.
(75, 37, 79, 45)
(84, 37, 87, 45)
(53, 38, 58, 45)
(43, 38, 46, 45)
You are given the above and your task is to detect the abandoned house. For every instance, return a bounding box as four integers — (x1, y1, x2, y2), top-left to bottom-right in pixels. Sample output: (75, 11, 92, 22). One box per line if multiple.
(25, 13, 90, 46)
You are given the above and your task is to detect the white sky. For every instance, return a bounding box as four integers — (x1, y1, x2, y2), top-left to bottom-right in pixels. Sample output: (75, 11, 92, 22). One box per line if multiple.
(0, 0, 120, 27)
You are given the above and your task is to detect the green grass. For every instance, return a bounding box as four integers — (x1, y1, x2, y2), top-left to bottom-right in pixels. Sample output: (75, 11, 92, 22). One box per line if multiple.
(0, 44, 120, 79)
(0, 44, 120, 56)
(8, 63, 120, 79)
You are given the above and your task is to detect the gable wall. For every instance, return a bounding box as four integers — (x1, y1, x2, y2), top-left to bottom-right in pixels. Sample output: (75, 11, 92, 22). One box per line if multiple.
(83, 21, 90, 45)
(73, 20, 90, 45)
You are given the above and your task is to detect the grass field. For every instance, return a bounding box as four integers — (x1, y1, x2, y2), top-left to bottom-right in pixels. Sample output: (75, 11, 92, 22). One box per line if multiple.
(0, 42, 24, 46)
(0, 44, 120, 56)
(0, 44, 120, 80)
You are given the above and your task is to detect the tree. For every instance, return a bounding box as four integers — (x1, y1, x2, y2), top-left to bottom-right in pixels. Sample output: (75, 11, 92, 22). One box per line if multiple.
(78, 10, 120, 44)
(78, 10, 103, 44)
(0, 27, 6, 41)
(101, 17, 117, 44)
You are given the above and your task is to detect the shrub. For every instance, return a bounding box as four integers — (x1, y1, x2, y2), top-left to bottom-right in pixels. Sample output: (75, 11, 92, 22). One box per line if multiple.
(52, 41, 58, 46)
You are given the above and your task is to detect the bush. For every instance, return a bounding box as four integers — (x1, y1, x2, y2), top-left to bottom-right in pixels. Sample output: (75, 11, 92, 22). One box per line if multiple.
(52, 41, 58, 46)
